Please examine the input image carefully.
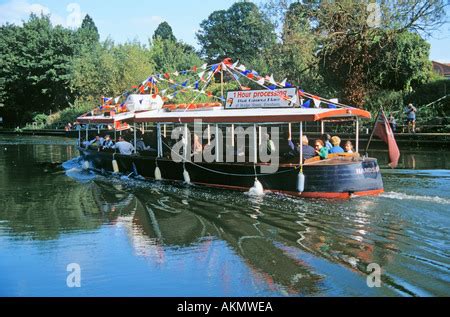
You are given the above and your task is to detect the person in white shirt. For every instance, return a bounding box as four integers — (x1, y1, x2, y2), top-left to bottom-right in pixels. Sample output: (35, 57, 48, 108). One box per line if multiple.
(114, 136, 135, 155)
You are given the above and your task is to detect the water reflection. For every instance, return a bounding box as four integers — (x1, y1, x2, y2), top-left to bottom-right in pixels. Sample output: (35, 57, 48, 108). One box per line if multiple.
(0, 136, 449, 296)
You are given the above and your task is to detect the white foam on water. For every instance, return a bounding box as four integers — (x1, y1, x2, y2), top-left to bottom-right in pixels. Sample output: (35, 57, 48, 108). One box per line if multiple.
(381, 191, 450, 205)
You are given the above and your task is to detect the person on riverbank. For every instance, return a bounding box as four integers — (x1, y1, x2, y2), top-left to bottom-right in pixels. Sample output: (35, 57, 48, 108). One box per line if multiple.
(329, 136, 344, 154)
(389, 114, 397, 133)
(314, 139, 328, 160)
(405, 103, 417, 133)
(114, 136, 134, 155)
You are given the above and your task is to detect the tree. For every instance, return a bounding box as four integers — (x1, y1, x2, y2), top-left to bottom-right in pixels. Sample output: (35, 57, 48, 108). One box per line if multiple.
(196, 2, 276, 64)
(262, 0, 447, 106)
(71, 40, 156, 101)
(149, 37, 202, 73)
(77, 14, 100, 49)
(153, 22, 176, 41)
(0, 14, 77, 124)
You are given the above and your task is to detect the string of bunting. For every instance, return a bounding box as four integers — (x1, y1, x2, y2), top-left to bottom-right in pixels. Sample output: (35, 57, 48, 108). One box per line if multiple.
(104, 58, 355, 111)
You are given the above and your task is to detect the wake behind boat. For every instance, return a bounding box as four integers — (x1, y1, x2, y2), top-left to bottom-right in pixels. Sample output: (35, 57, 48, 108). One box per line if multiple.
(76, 58, 384, 199)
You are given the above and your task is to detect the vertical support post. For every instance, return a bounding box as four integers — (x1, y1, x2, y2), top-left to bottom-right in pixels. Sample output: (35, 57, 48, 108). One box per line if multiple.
(133, 122, 137, 153)
(114, 128, 117, 141)
(215, 124, 220, 162)
(207, 124, 211, 145)
(288, 123, 292, 139)
(85, 124, 89, 141)
(355, 117, 360, 154)
(184, 123, 188, 160)
(97, 125, 100, 134)
(231, 124, 234, 147)
(163, 124, 167, 138)
(321, 121, 324, 135)
(253, 124, 257, 164)
(157, 123, 162, 157)
(300, 122, 303, 165)
(258, 126, 262, 145)
(78, 128, 81, 146)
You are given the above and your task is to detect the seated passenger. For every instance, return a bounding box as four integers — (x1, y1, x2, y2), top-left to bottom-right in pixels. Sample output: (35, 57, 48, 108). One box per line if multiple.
(114, 136, 135, 155)
(301, 136, 315, 160)
(102, 135, 114, 149)
(329, 136, 344, 153)
(136, 137, 151, 152)
(192, 134, 203, 155)
(259, 132, 276, 155)
(344, 140, 354, 153)
(321, 134, 333, 150)
(89, 135, 104, 150)
(314, 139, 328, 160)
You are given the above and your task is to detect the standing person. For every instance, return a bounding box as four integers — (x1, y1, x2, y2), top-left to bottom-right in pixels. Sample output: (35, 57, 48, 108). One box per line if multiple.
(388, 114, 397, 133)
(114, 136, 135, 155)
(405, 103, 417, 133)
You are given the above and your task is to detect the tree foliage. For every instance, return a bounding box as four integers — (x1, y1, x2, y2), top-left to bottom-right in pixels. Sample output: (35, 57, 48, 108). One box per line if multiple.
(153, 22, 176, 41)
(196, 2, 276, 64)
(0, 14, 77, 124)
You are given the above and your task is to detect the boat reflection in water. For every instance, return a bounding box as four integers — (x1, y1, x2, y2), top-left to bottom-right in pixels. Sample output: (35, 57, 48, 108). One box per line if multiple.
(87, 177, 398, 296)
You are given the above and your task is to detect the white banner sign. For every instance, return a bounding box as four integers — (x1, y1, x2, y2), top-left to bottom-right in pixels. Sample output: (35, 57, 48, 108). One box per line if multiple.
(225, 88, 298, 109)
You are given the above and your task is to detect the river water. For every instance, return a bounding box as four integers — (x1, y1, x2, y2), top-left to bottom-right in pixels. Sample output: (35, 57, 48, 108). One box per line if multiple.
(0, 135, 448, 296)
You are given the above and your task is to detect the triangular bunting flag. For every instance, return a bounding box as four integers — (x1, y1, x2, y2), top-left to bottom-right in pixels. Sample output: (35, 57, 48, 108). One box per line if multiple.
(269, 74, 276, 85)
(236, 64, 246, 72)
(313, 97, 321, 108)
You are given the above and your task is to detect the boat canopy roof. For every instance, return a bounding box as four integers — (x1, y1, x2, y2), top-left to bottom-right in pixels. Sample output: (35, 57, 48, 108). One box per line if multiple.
(77, 111, 135, 124)
(133, 107, 371, 124)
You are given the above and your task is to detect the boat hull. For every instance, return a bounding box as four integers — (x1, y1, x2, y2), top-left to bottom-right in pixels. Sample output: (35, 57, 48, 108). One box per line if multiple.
(79, 148, 384, 199)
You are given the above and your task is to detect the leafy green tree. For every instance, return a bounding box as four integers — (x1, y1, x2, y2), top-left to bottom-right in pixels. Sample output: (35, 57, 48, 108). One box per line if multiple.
(153, 21, 176, 41)
(76, 14, 100, 49)
(149, 37, 202, 73)
(0, 14, 77, 124)
(196, 2, 276, 64)
(71, 40, 155, 101)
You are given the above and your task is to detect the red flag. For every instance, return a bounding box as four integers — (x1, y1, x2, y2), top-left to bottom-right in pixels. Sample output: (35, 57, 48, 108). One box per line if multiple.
(373, 111, 400, 168)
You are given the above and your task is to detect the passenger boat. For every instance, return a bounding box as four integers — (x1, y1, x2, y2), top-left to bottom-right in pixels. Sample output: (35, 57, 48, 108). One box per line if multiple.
(77, 59, 384, 199)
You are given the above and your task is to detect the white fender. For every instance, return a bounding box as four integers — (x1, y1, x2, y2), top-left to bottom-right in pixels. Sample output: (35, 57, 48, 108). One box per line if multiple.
(297, 172, 305, 193)
(154, 166, 162, 180)
(112, 159, 119, 173)
(248, 178, 264, 196)
(183, 168, 191, 184)
(82, 160, 90, 170)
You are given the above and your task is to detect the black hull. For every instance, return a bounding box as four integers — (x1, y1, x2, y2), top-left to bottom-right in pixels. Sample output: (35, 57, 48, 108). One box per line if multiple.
(79, 148, 384, 199)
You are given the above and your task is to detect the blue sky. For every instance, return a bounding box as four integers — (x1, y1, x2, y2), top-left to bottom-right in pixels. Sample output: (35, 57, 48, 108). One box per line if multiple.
(0, 0, 449, 62)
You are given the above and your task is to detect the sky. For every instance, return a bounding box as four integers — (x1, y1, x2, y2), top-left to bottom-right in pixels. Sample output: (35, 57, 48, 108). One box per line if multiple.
(0, 0, 449, 62)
